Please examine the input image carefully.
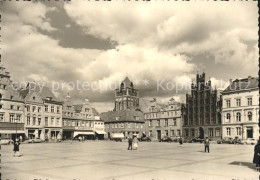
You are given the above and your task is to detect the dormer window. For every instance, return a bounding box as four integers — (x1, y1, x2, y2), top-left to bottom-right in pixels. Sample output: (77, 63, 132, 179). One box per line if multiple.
(135, 116, 140, 120)
(10, 96, 14, 100)
(116, 116, 120, 120)
(33, 96, 36, 100)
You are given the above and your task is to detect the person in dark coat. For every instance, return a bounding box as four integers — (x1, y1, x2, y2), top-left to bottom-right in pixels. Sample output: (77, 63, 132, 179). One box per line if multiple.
(13, 138, 20, 157)
(253, 140, 260, 171)
(179, 137, 183, 146)
(128, 136, 133, 150)
(204, 137, 210, 153)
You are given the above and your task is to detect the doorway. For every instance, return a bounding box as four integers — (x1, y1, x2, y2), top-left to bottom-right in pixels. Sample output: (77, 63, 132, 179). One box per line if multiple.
(199, 127, 204, 139)
(157, 130, 161, 140)
(247, 128, 253, 138)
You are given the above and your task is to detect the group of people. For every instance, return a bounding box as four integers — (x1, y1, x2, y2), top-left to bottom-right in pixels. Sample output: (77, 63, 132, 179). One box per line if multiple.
(127, 135, 139, 150)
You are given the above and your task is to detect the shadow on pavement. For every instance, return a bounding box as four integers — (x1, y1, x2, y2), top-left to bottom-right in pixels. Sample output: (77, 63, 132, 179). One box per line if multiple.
(229, 161, 256, 170)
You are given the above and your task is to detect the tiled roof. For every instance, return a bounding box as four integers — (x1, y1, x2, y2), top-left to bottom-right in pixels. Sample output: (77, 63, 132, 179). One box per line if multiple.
(92, 108, 99, 116)
(100, 109, 144, 123)
(222, 77, 259, 93)
(74, 104, 83, 113)
(19, 83, 60, 103)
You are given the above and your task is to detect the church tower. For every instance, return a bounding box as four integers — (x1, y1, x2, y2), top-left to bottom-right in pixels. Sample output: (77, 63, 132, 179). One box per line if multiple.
(114, 77, 139, 111)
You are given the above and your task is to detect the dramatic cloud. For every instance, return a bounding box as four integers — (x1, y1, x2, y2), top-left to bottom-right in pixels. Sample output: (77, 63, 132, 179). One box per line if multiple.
(1, 1, 258, 112)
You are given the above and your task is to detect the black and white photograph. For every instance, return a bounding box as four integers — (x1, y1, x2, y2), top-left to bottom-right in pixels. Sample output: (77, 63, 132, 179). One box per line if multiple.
(0, 1, 259, 179)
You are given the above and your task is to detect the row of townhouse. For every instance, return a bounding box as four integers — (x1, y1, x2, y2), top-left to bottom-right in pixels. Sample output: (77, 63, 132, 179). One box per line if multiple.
(143, 98, 182, 141)
(0, 60, 105, 141)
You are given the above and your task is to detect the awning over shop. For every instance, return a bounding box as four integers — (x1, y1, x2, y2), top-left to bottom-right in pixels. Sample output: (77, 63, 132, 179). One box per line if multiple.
(0, 130, 25, 134)
(74, 131, 94, 137)
(112, 133, 124, 138)
(95, 130, 107, 135)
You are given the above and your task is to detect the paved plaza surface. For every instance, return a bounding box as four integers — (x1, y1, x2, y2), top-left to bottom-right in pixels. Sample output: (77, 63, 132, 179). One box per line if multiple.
(1, 141, 259, 180)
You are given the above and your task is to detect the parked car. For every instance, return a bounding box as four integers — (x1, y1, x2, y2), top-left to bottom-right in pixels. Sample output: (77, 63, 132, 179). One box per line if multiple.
(0, 139, 14, 145)
(159, 137, 173, 142)
(28, 138, 44, 143)
(189, 138, 204, 143)
(232, 137, 243, 144)
(140, 137, 152, 142)
(217, 137, 234, 144)
(242, 138, 257, 145)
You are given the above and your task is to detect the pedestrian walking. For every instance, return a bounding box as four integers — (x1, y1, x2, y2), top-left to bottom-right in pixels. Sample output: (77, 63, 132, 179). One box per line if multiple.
(179, 137, 183, 147)
(13, 138, 20, 157)
(253, 140, 260, 171)
(204, 137, 210, 153)
(133, 135, 139, 150)
(128, 136, 133, 150)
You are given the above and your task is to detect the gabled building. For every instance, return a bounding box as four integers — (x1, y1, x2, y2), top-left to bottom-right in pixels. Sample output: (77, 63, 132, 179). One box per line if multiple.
(100, 77, 145, 139)
(221, 76, 259, 140)
(144, 98, 183, 141)
(62, 97, 105, 140)
(0, 59, 25, 140)
(182, 73, 222, 140)
(19, 83, 63, 140)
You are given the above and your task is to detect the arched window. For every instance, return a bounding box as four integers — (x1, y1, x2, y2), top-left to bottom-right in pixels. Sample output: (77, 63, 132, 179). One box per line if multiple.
(248, 111, 252, 121)
(236, 112, 241, 122)
(226, 113, 231, 120)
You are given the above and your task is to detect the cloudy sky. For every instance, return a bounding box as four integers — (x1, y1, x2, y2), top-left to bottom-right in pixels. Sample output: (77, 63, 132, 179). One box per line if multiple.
(1, 1, 258, 112)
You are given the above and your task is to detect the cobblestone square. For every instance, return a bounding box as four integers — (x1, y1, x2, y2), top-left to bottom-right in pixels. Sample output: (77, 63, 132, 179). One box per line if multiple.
(1, 141, 258, 180)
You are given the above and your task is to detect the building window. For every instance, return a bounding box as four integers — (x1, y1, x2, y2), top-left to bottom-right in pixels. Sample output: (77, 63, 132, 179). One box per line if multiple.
(38, 118, 41, 125)
(165, 119, 168, 126)
(165, 130, 168, 137)
(173, 119, 177, 126)
(17, 115, 21, 122)
(149, 120, 152, 126)
(236, 112, 241, 122)
(10, 114, 14, 122)
(177, 130, 181, 136)
(236, 99, 241, 107)
(17, 106, 20, 110)
(128, 123, 131, 128)
(226, 113, 231, 122)
(171, 130, 175, 136)
(32, 106, 36, 112)
(33, 117, 36, 125)
(45, 117, 48, 126)
(135, 116, 140, 120)
(149, 131, 152, 137)
(45, 105, 48, 112)
(157, 120, 160, 126)
(63, 120, 66, 126)
(51, 117, 54, 125)
(27, 116, 30, 125)
(226, 100, 230, 108)
(38, 107, 41, 113)
(248, 111, 252, 121)
(57, 107, 60, 113)
(10, 105, 14, 110)
(236, 127, 241, 136)
(115, 124, 118, 128)
(209, 129, 213, 137)
(57, 118, 60, 125)
(0, 114, 4, 122)
(116, 116, 120, 120)
(247, 98, 252, 106)
(51, 106, 54, 113)
(10, 96, 14, 100)
(27, 105, 30, 112)
(226, 128, 231, 136)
